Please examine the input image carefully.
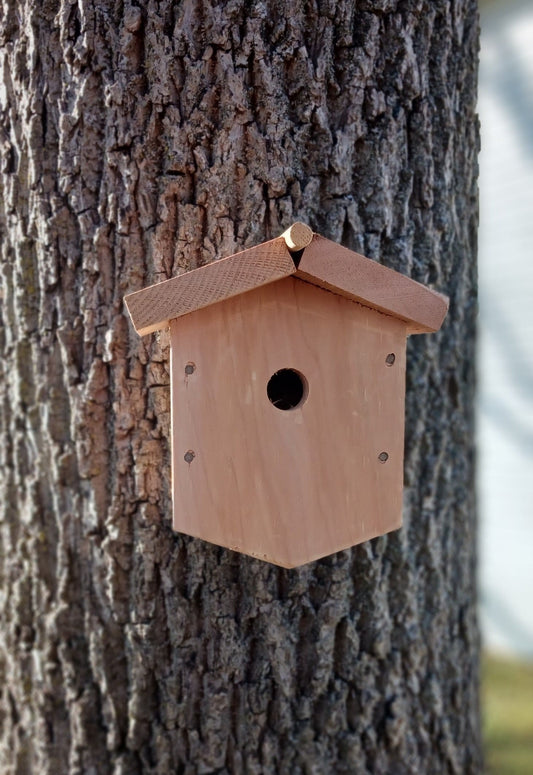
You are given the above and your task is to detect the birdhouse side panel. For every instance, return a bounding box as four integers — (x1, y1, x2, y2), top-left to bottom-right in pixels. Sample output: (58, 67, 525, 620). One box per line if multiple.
(170, 277, 407, 567)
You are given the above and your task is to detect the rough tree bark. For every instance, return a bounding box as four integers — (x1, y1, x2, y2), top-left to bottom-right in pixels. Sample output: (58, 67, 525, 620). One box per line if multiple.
(0, 1, 480, 773)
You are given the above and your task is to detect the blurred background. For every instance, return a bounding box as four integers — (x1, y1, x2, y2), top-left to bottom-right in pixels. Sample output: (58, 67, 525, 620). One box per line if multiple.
(477, 0, 533, 771)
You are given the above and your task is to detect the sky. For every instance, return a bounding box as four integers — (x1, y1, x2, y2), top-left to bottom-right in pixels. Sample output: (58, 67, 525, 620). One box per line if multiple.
(477, 0, 533, 658)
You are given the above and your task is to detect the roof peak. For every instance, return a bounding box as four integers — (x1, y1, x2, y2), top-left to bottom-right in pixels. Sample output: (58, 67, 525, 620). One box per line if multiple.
(124, 224, 448, 337)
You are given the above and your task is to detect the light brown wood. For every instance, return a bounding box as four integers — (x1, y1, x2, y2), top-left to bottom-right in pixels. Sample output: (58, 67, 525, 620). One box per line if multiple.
(170, 277, 407, 567)
(281, 222, 314, 252)
(124, 237, 295, 336)
(125, 230, 448, 338)
(296, 235, 449, 334)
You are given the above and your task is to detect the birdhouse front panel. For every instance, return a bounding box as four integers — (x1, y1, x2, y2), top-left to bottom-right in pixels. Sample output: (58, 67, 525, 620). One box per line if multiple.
(170, 276, 407, 568)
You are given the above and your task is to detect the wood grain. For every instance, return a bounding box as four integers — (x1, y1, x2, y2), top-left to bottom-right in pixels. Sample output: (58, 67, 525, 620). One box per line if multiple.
(126, 229, 448, 337)
(281, 222, 314, 252)
(296, 235, 449, 334)
(125, 237, 295, 335)
(170, 277, 407, 567)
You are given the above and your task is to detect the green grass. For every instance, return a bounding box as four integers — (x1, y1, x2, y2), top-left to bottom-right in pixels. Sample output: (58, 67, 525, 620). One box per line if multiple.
(483, 654, 533, 775)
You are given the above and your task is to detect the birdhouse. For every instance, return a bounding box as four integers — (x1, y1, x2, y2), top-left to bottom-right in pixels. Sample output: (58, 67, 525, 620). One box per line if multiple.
(124, 224, 448, 568)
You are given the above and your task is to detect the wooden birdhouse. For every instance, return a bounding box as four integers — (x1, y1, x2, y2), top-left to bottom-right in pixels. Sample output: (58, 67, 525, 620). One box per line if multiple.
(124, 224, 448, 568)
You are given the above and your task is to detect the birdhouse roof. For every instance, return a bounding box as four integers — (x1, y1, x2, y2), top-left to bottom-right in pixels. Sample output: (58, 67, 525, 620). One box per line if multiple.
(124, 229, 448, 337)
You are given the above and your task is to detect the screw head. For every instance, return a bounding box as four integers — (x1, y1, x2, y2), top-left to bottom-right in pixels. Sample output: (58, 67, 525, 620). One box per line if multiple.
(185, 363, 195, 375)
(184, 450, 195, 464)
(385, 353, 396, 366)
(378, 452, 389, 463)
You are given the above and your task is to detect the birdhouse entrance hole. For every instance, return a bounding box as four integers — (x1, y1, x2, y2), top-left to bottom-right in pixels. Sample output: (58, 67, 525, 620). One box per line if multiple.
(267, 368, 308, 411)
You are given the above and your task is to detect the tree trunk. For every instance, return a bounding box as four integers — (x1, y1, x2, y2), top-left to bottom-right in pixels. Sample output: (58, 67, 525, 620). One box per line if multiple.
(0, 1, 480, 773)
